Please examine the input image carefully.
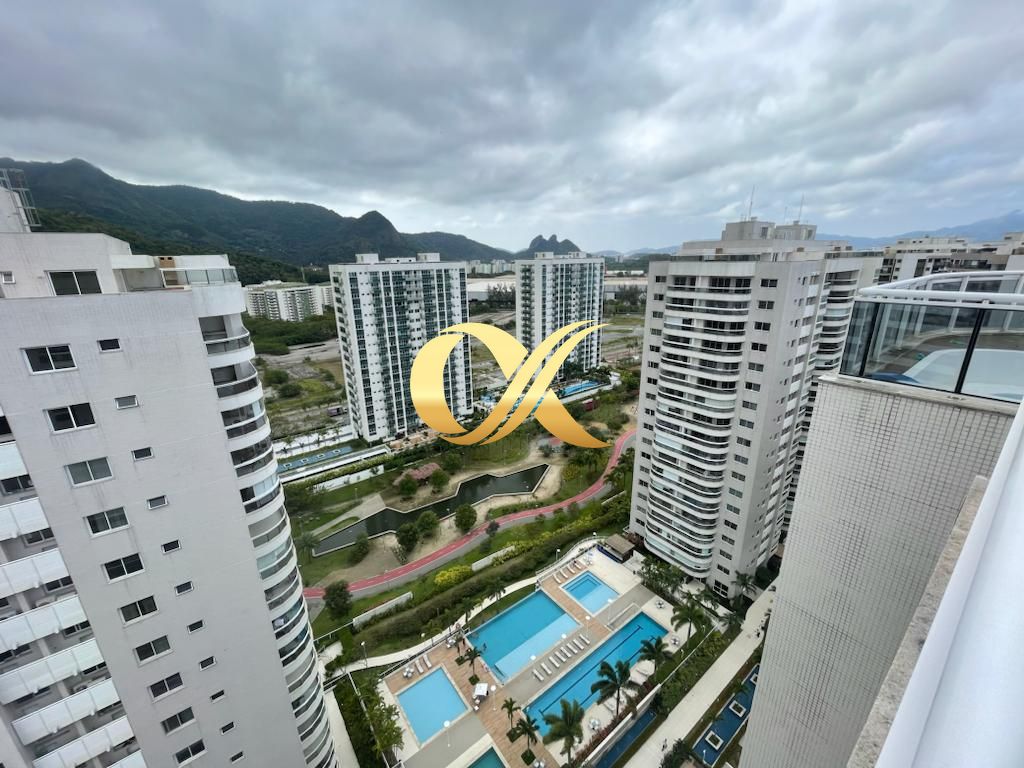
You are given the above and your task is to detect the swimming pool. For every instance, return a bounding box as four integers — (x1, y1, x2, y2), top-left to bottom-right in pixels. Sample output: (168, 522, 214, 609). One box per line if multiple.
(692, 663, 759, 766)
(526, 612, 666, 735)
(468, 591, 579, 681)
(396, 668, 467, 744)
(468, 748, 506, 768)
(563, 572, 619, 614)
(561, 380, 600, 397)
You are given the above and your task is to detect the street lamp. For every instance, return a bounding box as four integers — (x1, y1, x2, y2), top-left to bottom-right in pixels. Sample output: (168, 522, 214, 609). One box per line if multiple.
(490, 683, 497, 710)
(444, 720, 451, 748)
(361, 641, 367, 667)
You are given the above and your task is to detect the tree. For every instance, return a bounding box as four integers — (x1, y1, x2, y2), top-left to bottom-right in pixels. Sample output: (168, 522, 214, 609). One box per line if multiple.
(671, 601, 704, 642)
(517, 713, 540, 750)
(502, 698, 521, 730)
(278, 381, 301, 398)
(542, 698, 585, 762)
(264, 368, 289, 386)
(324, 580, 351, 619)
(429, 468, 449, 493)
(441, 452, 463, 473)
(454, 504, 477, 534)
(638, 637, 672, 674)
(284, 482, 324, 516)
(397, 475, 418, 499)
(733, 571, 755, 597)
(294, 531, 319, 562)
(724, 610, 744, 635)
(365, 696, 404, 759)
(416, 510, 439, 539)
(465, 646, 483, 674)
(396, 523, 419, 555)
(349, 532, 371, 564)
(590, 659, 640, 717)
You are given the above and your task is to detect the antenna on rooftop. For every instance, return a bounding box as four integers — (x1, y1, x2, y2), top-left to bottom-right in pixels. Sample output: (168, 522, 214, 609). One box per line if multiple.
(747, 185, 756, 221)
(797, 194, 804, 224)
(783, 205, 789, 222)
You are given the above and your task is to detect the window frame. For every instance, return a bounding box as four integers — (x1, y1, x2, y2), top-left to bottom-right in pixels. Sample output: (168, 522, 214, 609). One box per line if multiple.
(86, 507, 129, 536)
(24, 345, 76, 374)
(175, 581, 194, 595)
(103, 553, 144, 582)
(97, 338, 121, 352)
(48, 270, 102, 296)
(47, 403, 96, 433)
(132, 447, 154, 461)
(66, 457, 113, 486)
(134, 635, 171, 664)
(149, 672, 184, 701)
(114, 395, 139, 410)
(147, 495, 168, 510)
(161, 707, 195, 735)
(162, 540, 182, 554)
(119, 596, 158, 625)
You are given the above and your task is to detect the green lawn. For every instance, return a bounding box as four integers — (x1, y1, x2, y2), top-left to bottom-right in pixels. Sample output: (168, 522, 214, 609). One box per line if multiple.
(291, 500, 360, 535)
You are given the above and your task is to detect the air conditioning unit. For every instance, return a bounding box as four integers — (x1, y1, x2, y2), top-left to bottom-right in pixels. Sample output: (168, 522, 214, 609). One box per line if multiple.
(34, 596, 56, 608)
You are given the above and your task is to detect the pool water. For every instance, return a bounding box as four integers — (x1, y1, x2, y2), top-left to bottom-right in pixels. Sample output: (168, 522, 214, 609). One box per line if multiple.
(527, 613, 666, 735)
(469, 591, 579, 681)
(396, 668, 466, 744)
(564, 572, 619, 614)
(468, 748, 506, 768)
(693, 663, 759, 766)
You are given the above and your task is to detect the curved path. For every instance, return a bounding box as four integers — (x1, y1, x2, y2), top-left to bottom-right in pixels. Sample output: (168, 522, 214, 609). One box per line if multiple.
(303, 428, 635, 598)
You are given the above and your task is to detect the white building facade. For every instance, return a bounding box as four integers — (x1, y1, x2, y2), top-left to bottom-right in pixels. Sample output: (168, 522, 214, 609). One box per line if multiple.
(628, 220, 882, 597)
(878, 231, 1024, 283)
(744, 271, 1024, 768)
(243, 281, 332, 322)
(331, 253, 472, 443)
(0, 199, 337, 768)
(515, 252, 605, 375)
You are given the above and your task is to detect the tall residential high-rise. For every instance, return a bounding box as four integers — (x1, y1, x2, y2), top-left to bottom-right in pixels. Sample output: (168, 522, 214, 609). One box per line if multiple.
(628, 219, 882, 597)
(0, 189, 338, 768)
(877, 231, 1024, 283)
(743, 270, 1023, 768)
(515, 252, 605, 375)
(243, 281, 333, 322)
(331, 253, 472, 443)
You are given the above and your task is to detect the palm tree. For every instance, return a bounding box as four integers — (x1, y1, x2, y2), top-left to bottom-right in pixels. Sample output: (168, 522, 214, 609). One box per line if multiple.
(723, 609, 744, 635)
(733, 571, 755, 597)
(697, 585, 720, 612)
(517, 713, 540, 750)
(590, 660, 640, 717)
(543, 699, 585, 762)
(671, 601, 704, 641)
(294, 531, 319, 562)
(502, 698, 520, 730)
(638, 637, 672, 674)
(465, 646, 482, 674)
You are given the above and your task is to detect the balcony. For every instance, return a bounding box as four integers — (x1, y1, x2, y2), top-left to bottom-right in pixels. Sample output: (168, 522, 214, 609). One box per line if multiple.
(33, 714, 132, 768)
(0, 495, 48, 542)
(0, 638, 103, 704)
(0, 594, 86, 651)
(0, 549, 68, 600)
(14, 677, 119, 746)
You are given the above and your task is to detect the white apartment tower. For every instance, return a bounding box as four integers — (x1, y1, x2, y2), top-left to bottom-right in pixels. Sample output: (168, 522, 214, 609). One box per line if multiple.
(744, 271, 1023, 767)
(331, 253, 472, 442)
(0, 186, 337, 768)
(628, 219, 882, 597)
(878, 231, 1024, 283)
(515, 252, 604, 375)
(243, 281, 333, 322)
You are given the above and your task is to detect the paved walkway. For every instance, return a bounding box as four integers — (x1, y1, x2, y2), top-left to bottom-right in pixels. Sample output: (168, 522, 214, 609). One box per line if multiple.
(304, 428, 635, 598)
(311, 492, 386, 536)
(623, 588, 776, 768)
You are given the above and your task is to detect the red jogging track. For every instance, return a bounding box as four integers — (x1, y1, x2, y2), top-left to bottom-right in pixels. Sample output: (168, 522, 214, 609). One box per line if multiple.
(302, 428, 635, 598)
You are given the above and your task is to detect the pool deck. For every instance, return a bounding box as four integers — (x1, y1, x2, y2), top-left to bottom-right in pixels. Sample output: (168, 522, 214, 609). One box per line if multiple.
(385, 550, 668, 767)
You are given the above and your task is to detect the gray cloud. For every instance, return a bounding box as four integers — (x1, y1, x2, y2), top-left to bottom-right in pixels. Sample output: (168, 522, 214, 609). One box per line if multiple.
(2, 0, 1023, 250)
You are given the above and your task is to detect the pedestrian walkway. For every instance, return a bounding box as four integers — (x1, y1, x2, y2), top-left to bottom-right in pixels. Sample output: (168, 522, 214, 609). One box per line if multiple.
(311, 492, 386, 536)
(304, 428, 635, 598)
(623, 587, 776, 768)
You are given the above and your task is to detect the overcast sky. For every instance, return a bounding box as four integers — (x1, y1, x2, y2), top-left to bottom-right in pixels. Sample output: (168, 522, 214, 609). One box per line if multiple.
(4, 0, 1023, 251)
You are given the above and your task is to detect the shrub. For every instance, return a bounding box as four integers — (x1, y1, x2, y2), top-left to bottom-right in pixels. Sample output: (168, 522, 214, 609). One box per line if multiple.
(396, 523, 419, 555)
(324, 580, 352, 619)
(469, 674, 480, 685)
(434, 565, 473, 589)
(454, 504, 477, 534)
(486, 520, 500, 537)
(429, 468, 449, 492)
(441, 452, 463, 473)
(264, 368, 289, 386)
(416, 510, 440, 539)
(278, 382, 301, 398)
(521, 749, 536, 765)
(349, 533, 370, 564)
(398, 475, 418, 499)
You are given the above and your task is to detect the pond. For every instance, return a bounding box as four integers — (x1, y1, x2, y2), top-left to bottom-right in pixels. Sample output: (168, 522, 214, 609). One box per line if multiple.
(313, 463, 549, 555)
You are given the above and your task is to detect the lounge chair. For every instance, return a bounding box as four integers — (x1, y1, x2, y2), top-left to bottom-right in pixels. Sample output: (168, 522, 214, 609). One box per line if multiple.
(580, 635, 591, 645)
(541, 662, 552, 675)
(573, 639, 585, 651)
(414, 659, 423, 674)
(565, 645, 576, 655)
(603, 699, 618, 714)
(423, 655, 432, 669)
(533, 669, 545, 682)
(549, 655, 560, 668)
(554, 573, 563, 583)
(555, 650, 566, 662)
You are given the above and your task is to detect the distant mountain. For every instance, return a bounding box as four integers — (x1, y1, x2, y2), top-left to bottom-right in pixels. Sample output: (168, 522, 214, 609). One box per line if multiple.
(2, 158, 509, 265)
(516, 234, 581, 256)
(820, 210, 1024, 248)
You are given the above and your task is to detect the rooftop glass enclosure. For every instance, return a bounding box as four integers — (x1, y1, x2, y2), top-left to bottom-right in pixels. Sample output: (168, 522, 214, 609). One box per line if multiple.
(840, 271, 1024, 403)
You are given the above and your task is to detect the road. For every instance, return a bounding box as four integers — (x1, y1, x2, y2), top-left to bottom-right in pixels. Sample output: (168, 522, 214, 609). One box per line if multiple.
(302, 427, 635, 598)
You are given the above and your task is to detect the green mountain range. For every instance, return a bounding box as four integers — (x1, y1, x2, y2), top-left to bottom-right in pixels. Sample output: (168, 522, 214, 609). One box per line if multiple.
(4, 158, 524, 281)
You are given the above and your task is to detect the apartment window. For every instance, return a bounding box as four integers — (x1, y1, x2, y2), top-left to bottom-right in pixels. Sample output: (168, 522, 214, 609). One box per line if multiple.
(115, 395, 139, 409)
(757, 300, 775, 310)
(97, 338, 121, 351)
(187, 620, 204, 633)
(741, 401, 757, 411)
(62, 620, 90, 636)
(723, 534, 736, 545)
(134, 635, 171, 663)
(162, 540, 182, 554)
(748, 362, 763, 372)
(25, 345, 75, 372)
(0, 270, 14, 283)
(175, 581, 194, 595)
(49, 271, 101, 296)
(760, 278, 778, 288)
(738, 419, 754, 429)
(149, 672, 183, 700)
(161, 707, 195, 734)
(174, 739, 206, 765)
(753, 321, 771, 331)
(120, 596, 157, 624)
(147, 495, 168, 509)
(654, 275, 666, 283)
(729, 488, 743, 498)
(1, 474, 33, 495)
(745, 382, 761, 392)
(47, 403, 95, 431)
(66, 457, 112, 486)
(45, 575, 73, 592)
(734, 454, 749, 465)
(750, 342, 767, 352)
(731, 471, 746, 481)
(86, 507, 128, 535)
(0, 643, 30, 663)
(736, 437, 751, 447)
(231, 752, 244, 763)
(221, 722, 235, 734)
(103, 553, 144, 581)
(717, 564, 731, 575)
(652, 310, 664, 319)
(199, 656, 216, 670)
(210, 689, 226, 702)
(132, 447, 153, 461)
(22, 527, 54, 545)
